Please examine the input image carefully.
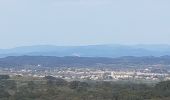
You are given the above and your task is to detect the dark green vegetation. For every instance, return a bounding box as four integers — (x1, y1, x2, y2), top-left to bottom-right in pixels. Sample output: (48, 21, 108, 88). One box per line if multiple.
(0, 56, 170, 68)
(0, 75, 170, 100)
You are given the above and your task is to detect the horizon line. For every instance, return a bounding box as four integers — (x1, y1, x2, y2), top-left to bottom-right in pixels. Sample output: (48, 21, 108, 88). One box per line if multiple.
(1, 43, 170, 49)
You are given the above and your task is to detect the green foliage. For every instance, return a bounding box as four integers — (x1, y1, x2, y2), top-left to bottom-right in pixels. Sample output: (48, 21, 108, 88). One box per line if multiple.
(44, 76, 67, 86)
(0, 75, 10, 80)
(0, 79, 170, 100)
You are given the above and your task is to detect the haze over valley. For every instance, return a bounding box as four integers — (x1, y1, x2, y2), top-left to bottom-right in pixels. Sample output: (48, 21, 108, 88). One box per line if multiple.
(1, 0, 170, 100)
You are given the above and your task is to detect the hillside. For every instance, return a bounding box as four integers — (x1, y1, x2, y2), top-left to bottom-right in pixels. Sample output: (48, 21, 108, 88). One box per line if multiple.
(0, 45, 170, 58)
(0, 56, 170, 68)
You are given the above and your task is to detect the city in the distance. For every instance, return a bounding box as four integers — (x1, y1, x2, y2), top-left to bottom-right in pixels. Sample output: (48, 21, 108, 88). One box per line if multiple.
(0, 44, 170, 82)
(1, 0, 170, 100)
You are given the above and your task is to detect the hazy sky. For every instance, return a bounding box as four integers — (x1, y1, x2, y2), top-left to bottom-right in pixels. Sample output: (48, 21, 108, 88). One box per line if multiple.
(0, 0, 170, 48)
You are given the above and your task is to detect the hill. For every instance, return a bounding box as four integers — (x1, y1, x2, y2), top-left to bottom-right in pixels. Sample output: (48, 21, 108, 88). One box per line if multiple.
(0, 44, 170, 58)
(0, 56, 170, 68)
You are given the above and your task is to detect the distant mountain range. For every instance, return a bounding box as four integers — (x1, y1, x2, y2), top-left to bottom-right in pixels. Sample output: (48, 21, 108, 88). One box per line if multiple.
(0, 44, 170, 58)
(0, 56, 170, 68)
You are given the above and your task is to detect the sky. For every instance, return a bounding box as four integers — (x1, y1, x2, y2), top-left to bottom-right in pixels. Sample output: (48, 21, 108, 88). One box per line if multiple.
(0, 0, 170, 48)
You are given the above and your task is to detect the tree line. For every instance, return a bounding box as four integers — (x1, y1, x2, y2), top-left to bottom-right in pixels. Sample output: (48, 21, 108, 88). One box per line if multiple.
(0, 75, 170, 100)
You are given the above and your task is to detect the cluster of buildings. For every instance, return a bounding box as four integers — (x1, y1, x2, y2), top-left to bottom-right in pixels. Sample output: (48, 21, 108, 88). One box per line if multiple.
(0, 67, 170, 81)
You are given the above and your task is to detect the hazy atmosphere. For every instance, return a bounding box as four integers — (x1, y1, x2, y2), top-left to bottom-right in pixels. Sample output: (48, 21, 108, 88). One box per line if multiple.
(0, 0, 170, 48)
(1, 1, 170, 100)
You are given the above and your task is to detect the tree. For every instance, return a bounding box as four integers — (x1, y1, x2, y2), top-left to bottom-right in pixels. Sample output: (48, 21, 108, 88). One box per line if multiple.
(0, 75, 10, 80)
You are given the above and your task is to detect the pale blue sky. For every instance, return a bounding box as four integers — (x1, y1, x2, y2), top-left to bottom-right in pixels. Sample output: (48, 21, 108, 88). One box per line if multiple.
(0, 0, 170, 48)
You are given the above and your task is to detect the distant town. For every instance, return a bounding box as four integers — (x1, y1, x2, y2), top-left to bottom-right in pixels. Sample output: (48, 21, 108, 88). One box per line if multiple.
(1, 65, 170, 82)
(0, 56, 170, 82)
